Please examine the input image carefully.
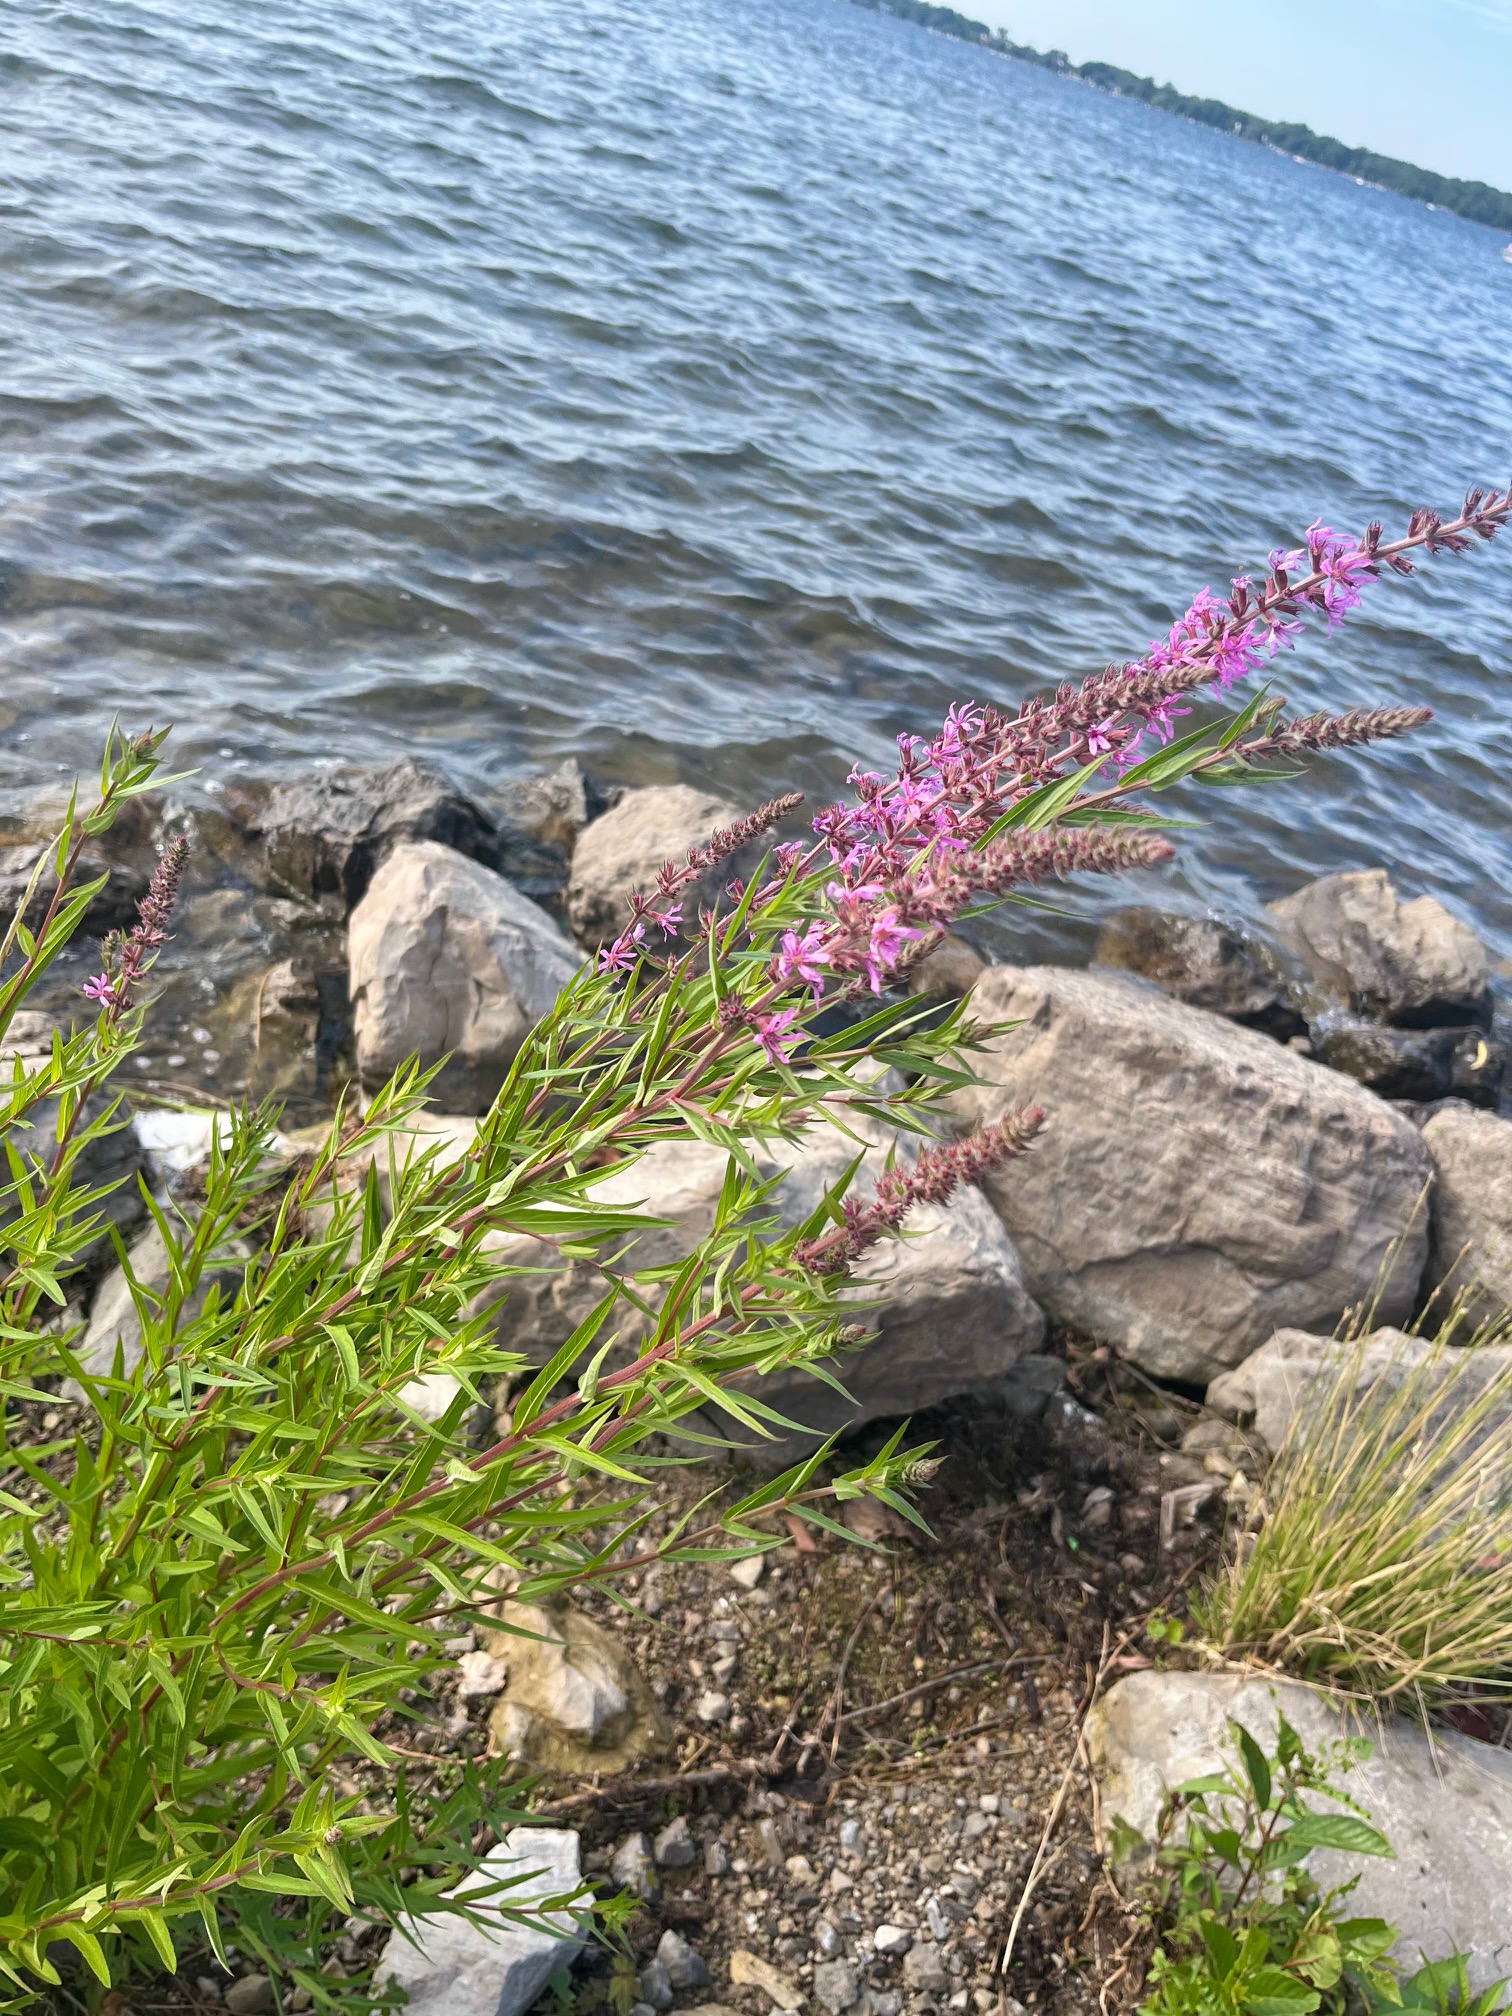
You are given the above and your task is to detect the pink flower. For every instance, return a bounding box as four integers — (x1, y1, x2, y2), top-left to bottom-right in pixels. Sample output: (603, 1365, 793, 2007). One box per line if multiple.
(597, 924, 643, 975)
(753, 1007, 802, 1063)
(652, 904, 683, 937)
(773, 921, 829, 991)
(83, 973, 118, 1007)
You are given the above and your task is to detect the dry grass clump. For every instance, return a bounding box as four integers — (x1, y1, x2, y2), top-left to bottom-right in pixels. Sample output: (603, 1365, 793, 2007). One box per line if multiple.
(1196, 1294, 1512, 1714)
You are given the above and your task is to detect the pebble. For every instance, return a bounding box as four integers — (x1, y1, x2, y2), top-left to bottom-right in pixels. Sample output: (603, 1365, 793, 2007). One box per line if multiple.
(729, 1948, 802, 2009)
(814, 1920, 842, 1960)
(813, 1960, 861, 2014)
(655, 1815, 697, 1868)
(977, 1794, 1000, 1814)
(224, 1977, 274, 2016)
(696, 1689, 732, 1723)
(639, 1959, 674, 2009)
(828, 1869, 855, 1895)
(705, 1839, 731, 1876)
(903, 1945, 950, 1996)
(611, 1831, 659, 1900)
(454, 1648, 508, 1699)
(728, 1555, 767, 1589)
(839, 1818, 862, 1849)
(873, 1925, 912, 1956)
(658, 1929, 710, 1991)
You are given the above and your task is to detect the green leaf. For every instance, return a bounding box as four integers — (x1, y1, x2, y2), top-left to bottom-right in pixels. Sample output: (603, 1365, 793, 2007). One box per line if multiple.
(1283, 1814, 1394, 1860)
(1243, 1968, 1322, 2016)
(1200, 1916, 1241, 1978)
(1234, 1722, 1272, 1810)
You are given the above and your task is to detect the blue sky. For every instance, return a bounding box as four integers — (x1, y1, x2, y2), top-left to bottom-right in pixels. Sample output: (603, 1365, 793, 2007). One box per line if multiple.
(967, 0, 1512, 191)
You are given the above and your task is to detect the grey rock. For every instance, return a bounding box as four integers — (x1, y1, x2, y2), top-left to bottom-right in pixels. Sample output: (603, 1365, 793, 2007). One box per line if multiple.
(873, 1925, 912, 1956)
(902, 1946, 949, 1996)
(610, 1832, 659, 1901)
(639, 1960, 674, 2009)
(1206, 1324, 1512, 1461)
(566, 785, 759, 947)
(999, 1353, 1067, 1421)
(657, 1929, 709, 1991)
(696, 1689, 732, 1723)
(1088, 1670, 1512, 1991)
(907, 934, 987, 1002)
(349, 841, 580, 1111)
(256, 757, 496, 907)
(1, 1011, 146, 1248)
(376, 1826, 587, 2016)
(223, 1976, 275, 2016)
(0, 839, 148, 939)
(945, 967, 1430, 1383)
(1422, 1105, 1512, 1334)
(1313, 1016, 1504, 1108)
(704, 1839, 730, 1876)
(654, 1815, 697, 1868)
(1095, 908, 1302, 1037)
(1268, 870, 1490, 1029)
(814, 1961, 862, 2014)
(489, 760, 594, 899)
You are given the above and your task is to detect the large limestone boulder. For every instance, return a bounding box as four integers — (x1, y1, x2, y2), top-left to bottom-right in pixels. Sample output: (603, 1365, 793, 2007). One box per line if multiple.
(565, 785, 757, 947)
(945, 967, 1431, 1383)
(1094, 908, 1302, 1037)
(375, 1827, 588, 2016)
(1421, 1105, 1512, 1333)
(473, 1119, 1044, 1442)
(484, 1601, 668, 1772)
(1088, 1670, 1512, 1991)
(1267, 869, 1490, 1029)
(256, 758, 498, 907)
(1204, 1323, 1512, 1459)
(348, 841, 580, 1112)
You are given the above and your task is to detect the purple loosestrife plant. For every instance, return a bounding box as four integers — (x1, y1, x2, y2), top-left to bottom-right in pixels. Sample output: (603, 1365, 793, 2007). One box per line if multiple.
(0, 491, 1505, 2004)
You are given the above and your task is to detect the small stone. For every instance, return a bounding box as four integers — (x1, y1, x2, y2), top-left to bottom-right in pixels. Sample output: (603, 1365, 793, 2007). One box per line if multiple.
(697, 1688, 732, 1724)
(442, 1632, 477, 1657)
(925, 1896, 950, 1942)
(639, 1961, 674, 2010)
(729, 1949, 803, 2009)
(814, 1920, 842, 1960)
(829, 1869, 855, 1894)
(657, 1929, 710, 1992)
(873, 1925, 913, 1956)
(1080, 1486, 1114, 1529)
(866, 1994, 904, 2016)
(961, 1812, 990, 1840)
(455, 1649, 509, 1699)
(948, 1994, 971, 2012)
(785, 1853, 818, 1886)
(224, 1977, 275, 2016)
(814, 1960, 862, 2014)
(631, 2003, 657, 2016)
(195, 1983, 224, 2007)
(728, 1554, 767, 1589)
(903, 1946, 950, 1997)
(1120, 1552, 1147, 1578)
(712, 1652, 739, 1686)
(610, 1831, 659, 1900)
(654, 1815, 697, 1868)
(839, 1818, 863, 1849)
(977, 1795, 1000, 1815)
(705, 1839, 731, 1876)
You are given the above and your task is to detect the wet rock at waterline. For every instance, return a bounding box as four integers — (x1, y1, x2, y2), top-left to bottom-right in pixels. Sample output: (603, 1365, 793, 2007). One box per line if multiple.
(483, 1600, 669, 1773)
(565, 785, 764, 947)
(0, 839, 149, 939)
(1421, 1104, 1512, 1333)
(945, 967, 1431, 1385)
(906, 931, 987, 1001)
(1093, 907, 1304, 1038)
(254, 757, 499, 908)
(1089, 1671, 1512, 1991)
(374, 1827, 588, 2016)
(1312, 1015, 1505, 1107)
(348, 841, 580, 1112)
(1267, 869, 1491, 1030)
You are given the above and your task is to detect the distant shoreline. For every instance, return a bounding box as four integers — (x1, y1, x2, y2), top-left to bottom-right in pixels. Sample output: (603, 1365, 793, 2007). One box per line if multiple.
(846, 0, 1512, 238)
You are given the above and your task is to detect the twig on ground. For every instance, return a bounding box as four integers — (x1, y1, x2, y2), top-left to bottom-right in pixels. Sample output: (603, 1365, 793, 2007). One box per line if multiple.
(841, 1653, 1054, 1728)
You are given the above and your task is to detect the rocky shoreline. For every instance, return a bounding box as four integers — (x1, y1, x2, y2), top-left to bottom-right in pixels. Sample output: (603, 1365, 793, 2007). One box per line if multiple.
(7, 755, 1512, 2015)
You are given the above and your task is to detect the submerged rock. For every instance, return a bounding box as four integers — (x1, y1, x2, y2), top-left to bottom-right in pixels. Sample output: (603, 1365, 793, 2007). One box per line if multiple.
(944, 966, 1431, 1384)
(1267, 869, 1491, 1029)
(348, 841, 580, 1112)
(0, 840, 148, 939)
(565, 785, 760, 947)
(1421, 1104, 1512, 1333)
(1089, 1670, 1512, 1991)
(255, 757, 497, 908)
(374, 1827, 588, 2016)
(1094, 907, 1303, 1037)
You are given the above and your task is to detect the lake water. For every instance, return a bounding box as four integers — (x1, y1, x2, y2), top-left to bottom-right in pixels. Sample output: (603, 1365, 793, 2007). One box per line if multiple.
(3, 0, 1511, 969)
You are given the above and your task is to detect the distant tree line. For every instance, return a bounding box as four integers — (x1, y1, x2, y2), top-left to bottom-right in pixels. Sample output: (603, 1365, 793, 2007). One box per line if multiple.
(847, 0, 1512, 236)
